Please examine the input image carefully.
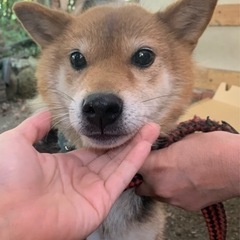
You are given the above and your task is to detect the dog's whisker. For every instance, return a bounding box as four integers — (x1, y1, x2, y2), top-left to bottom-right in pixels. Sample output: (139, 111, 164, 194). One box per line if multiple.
(141, 94, 173, 103)
(51, 115, 70, 129)
(50, 115, 67, 126)
(48, 88, 75, 103)
(49, 107, 69, 111)
(71, 136, 82, 148)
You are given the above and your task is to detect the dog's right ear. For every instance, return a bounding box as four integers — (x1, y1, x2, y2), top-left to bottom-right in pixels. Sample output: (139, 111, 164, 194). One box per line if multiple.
(159, 0, 217, 51)
(13, 2, 72, 48)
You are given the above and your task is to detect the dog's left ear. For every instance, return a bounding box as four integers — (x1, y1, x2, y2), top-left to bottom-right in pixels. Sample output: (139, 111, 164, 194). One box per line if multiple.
(159, 0, 217, 51)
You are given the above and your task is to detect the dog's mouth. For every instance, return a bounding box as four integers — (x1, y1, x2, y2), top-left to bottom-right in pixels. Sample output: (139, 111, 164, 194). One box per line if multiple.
(81, 127, 134, 148)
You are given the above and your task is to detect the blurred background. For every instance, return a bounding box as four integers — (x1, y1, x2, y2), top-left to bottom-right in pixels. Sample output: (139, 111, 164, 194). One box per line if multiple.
(141, 0, 240, 72)
(141, 0, 240, 92)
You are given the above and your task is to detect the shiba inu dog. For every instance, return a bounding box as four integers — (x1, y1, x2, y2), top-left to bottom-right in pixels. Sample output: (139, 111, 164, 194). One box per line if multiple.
(14, 0, 217, 239)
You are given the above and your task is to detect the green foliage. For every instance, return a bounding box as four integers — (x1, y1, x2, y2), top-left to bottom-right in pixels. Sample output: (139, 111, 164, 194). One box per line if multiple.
(0, 0, 80, 59)
(0, 0, 14, 19)
(0, 0, 24, 45)
(0, 0, 39, 59)
(0, 18, 27, 45)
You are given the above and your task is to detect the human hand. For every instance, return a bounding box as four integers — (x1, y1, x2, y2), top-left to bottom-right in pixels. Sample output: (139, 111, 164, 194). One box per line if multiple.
(136, 131, 240, 211)
(0, 111, 160, 240)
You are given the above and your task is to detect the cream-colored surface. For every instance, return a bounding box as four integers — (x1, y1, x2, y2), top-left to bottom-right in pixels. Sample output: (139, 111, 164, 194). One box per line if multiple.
(195, 26, 240, 72)
(180, 83, 240, 132)
(140, 0, 240, 10)
(140, 0, 240, 72)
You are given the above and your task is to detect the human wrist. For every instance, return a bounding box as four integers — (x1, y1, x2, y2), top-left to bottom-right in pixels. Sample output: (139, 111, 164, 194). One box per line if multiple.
(0, 214, 11, 240)
(0, 201, 24, 240)
(0, 194, 27, 240)
(177, 131, 239, 207)
(0, 199, 46, 240)
(0, 203, 26, 240)
(212, 131, 240, 200)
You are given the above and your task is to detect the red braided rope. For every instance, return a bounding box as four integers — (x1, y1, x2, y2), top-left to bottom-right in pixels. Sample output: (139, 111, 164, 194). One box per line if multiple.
(127, 116, 238, 240)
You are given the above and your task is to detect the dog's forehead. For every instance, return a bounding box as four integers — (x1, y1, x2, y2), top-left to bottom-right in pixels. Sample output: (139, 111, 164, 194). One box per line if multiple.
(80, 5, 152, 27)
(60, 5, 169, 63)
(69, 5, 158, 46)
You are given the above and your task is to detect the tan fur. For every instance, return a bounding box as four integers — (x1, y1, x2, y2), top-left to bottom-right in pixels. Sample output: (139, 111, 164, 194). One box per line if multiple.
(14, 0, 217, 239)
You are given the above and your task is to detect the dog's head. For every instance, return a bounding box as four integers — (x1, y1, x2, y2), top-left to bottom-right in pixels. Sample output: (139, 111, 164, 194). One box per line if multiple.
(14, 0, 217, 148)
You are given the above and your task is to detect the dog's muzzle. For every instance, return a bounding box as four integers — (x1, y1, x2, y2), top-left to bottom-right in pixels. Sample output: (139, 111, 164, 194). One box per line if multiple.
(77, 92, 136, 148)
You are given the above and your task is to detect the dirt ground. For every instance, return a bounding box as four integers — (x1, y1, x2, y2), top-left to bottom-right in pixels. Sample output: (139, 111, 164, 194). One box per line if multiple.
(0, 100, 239, 240)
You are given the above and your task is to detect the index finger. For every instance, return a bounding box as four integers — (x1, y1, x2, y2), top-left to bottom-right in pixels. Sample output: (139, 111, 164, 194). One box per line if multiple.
(105, 140, 153, 202)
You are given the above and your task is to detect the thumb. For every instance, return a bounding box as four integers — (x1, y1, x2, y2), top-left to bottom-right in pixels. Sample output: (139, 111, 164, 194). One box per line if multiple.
(15, 110, 52, 143)
(135, 148, 169, 196)
(105, 123, 161, 201)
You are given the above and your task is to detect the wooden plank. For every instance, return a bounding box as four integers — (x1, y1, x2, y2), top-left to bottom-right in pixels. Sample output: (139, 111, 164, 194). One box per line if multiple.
(210, 4, 240, 26)
(194, 67, 240, 91)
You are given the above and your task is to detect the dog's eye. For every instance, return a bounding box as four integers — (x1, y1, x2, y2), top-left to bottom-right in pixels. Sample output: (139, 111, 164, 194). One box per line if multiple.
(70, 51, 87, 70)
(131, 48, 155, 68)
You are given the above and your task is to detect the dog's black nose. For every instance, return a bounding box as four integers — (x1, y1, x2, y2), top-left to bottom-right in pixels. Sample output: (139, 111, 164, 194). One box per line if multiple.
(82, 93, 123, 131)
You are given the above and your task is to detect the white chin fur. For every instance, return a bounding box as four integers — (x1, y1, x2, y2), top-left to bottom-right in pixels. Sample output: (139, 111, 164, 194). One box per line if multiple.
(80, 132, 135, 149)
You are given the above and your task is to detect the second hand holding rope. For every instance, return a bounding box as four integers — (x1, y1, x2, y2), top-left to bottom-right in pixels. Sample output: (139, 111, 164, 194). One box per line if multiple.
(127, 116, 238, 240)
